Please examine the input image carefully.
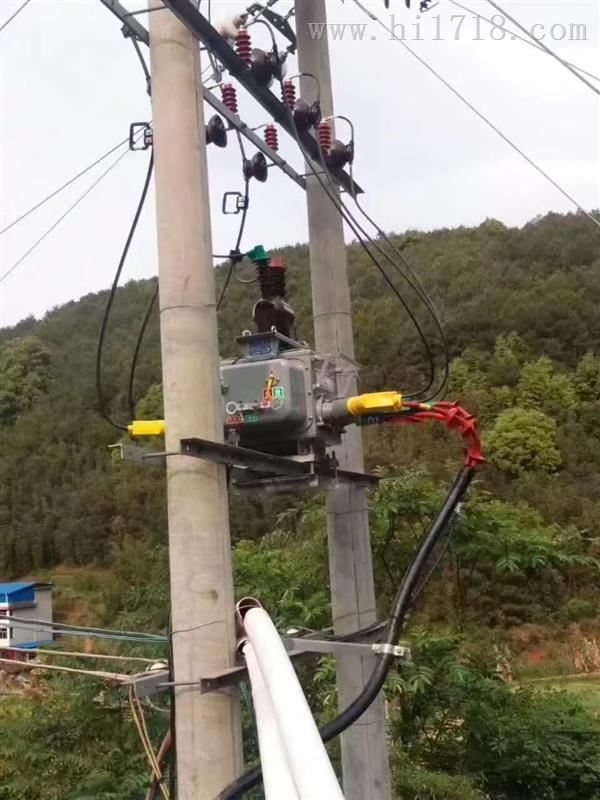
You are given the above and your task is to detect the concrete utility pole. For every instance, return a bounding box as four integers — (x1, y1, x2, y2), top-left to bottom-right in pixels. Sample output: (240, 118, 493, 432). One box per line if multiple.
(148, 6, 241, 799)
(295, 3, 392, 799)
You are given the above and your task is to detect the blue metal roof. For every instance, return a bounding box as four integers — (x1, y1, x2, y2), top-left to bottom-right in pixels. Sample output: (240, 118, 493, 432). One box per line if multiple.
(0, 582, 36, 603)
(0, 581, 35, 595)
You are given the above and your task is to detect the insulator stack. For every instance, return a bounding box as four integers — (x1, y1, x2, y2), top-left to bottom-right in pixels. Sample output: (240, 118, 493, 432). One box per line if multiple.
(281, 79, 296, 110)
(256, 256, 286, 299)
(318, 120, 332, 154)
(264, 123, 279, 152)
(221, 84, 238, 114)
(235, 27, 252, 65)
(269, 257, 286, 298)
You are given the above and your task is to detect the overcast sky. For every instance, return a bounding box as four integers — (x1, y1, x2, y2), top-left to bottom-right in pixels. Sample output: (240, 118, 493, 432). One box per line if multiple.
(1, 0, 598, 328)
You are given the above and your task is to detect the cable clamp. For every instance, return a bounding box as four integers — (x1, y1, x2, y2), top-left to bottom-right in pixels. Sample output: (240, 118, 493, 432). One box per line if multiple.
(372, 643, 411, 659)
(129, 122, 153, 151)
(222, 191, 248, 215)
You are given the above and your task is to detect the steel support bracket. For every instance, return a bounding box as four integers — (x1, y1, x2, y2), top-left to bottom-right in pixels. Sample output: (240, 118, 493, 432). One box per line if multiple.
(130, 629, 406, 699)
(179, 437, 378, 490)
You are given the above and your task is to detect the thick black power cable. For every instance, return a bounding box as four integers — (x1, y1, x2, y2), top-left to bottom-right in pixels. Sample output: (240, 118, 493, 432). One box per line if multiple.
(217, 132, 251, 309)
(346, 195, 450, 401)
(276, 71, 440, 400)
(127, 279, 158, 420)
(220, 466, 475, 799)
(303, 107, 448, 400)
(96, 150, 154, 432)
(130, 35, 152, 95)
(123, 33, 156, 422)
(0, 137, 130, 236)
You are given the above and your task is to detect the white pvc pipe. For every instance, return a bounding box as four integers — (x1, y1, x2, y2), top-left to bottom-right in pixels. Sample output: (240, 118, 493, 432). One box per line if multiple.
(243, 607, 345, 800)
(243, 641, 300, 800)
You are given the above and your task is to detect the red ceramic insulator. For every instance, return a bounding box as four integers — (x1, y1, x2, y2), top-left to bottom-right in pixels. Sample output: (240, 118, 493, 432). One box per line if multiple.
(281, 79, 296, 110)
(264, 123, 279, 152)
(235, 27, 252, 65)
(317, 120, 332, 154)
(221, 83, 238, 114)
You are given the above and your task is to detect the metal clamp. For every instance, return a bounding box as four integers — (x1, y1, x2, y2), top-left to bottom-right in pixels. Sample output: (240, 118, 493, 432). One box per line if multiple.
(372, 643, 411, 659)
(222, 191, 248, 215)
(129, 122, 153, 150)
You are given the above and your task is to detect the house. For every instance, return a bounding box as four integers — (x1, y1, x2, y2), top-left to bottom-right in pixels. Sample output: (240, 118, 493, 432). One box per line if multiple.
(0, 581, 53, 650)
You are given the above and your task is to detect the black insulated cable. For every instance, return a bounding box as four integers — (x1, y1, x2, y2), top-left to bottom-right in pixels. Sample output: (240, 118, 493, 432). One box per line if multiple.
(127, 279, 159, 421)
(96, 150, 154, 432)
(219, 465, 475, 799)
(217, 131, 252, 309)
(275, 69, 441, 401)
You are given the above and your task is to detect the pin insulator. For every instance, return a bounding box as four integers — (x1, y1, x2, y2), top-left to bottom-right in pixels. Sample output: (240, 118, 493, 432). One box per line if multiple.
(318, 120, 332, 154)
(264, 123, 279, 152)
(235, 27, 252, 65)
(221, 83, 238, 114)
(281, 79, 296, 110)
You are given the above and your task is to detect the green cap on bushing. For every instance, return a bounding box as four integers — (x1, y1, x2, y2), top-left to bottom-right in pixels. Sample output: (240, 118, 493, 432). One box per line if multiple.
(246, 244, 269, 262)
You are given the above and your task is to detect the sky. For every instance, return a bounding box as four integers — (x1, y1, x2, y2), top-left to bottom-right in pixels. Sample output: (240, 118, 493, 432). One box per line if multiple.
(0, 0, 598, 328)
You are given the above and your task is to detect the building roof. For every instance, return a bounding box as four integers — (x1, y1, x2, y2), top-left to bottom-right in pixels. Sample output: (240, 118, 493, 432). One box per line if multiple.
(0, 582, 52, 604)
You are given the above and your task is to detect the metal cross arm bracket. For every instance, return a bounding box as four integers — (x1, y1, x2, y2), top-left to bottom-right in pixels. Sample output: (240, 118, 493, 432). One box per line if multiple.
(179, 438, 379, 489)
(100, 0, 307, 191)
(130, 637, 411, 698)
(162, 0, 363, 196)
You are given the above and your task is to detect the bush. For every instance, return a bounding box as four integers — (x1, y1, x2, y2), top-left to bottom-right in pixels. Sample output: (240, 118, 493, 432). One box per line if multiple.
(392, 752, 484, 800)
(389, 632, 600, 800)
(565, 598, 597, 622)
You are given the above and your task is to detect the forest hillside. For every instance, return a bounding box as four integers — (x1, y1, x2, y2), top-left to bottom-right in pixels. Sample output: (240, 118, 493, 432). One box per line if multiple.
(1, 211, 600, 800)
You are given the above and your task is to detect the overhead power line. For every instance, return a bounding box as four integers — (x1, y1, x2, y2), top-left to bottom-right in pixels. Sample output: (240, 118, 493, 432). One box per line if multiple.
(0, 136, 130, 236)
(4, 614, 167, 643)
(0, 0, 32, 33)
(450, 0, 600, 85)
(0, 145, 133, 284)
(486, 0, 600, 96)
(4, 646, 158, 664)
(0, 655, 132, 682)
(351, 0, 600, 232)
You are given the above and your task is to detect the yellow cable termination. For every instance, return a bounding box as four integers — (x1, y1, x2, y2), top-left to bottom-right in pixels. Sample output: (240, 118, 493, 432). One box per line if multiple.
(128, 420, 166, 437)
(346, 391, 403, 416)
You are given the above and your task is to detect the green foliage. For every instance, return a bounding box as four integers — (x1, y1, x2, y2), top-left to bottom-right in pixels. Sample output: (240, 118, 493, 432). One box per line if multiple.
(488, 333, 528, 387)
(0, 335, 53, 426)
(575, 353, 600, 403)
(1, 213, 600, 798)
(389, 632, 600, 800)
(485, 407, 562, 474)
(392, 752, 485, 800)
(135, 383, 163, 419)
(517, 356, 577, 419)
(0, 676, 162, 800)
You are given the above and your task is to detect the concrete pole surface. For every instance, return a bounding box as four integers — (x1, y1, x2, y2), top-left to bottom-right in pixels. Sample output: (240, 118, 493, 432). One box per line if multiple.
(148, 5, 242, 798)
(294, 2, 392, 799)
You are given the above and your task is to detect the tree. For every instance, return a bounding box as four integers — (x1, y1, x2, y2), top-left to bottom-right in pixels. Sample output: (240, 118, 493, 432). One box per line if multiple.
(485, 407, 562, 475)
(0, 336, 52, 426)
(488, 333, 528, 387)
(517, 356, 577, 419)
(574, 352, 600, 403)
(388, 632, 600, 800)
